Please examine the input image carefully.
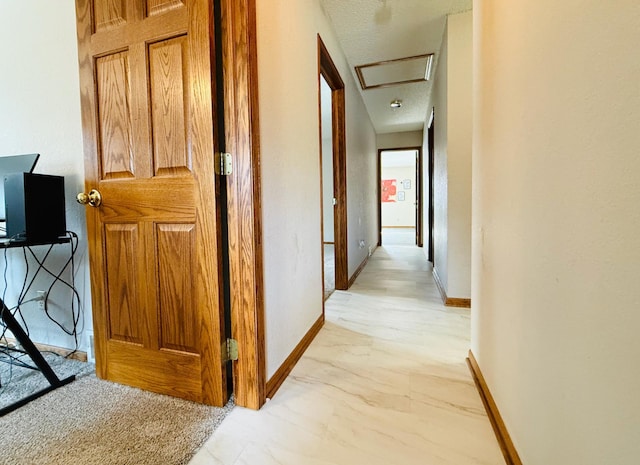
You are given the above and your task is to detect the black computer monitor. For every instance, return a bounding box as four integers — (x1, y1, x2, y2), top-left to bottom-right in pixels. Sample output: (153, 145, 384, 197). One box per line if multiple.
(0, 153, 40, 221)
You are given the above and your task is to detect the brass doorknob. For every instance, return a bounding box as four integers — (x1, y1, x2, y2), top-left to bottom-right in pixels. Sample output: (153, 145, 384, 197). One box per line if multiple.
(77, 189, 102, 207)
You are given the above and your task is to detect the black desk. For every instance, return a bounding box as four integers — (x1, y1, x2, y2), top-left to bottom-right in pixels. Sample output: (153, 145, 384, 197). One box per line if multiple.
(0, 236, 76, 416)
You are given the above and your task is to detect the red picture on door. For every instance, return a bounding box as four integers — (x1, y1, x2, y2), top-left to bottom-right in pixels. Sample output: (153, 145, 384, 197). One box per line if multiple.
(382, 179, 397, 202)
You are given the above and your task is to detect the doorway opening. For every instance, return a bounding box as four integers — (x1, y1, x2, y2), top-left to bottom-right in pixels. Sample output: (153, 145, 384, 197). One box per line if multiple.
(318, 36, 348, 297)
(320, 74, 335, 300)
(378, 148, 423, 247)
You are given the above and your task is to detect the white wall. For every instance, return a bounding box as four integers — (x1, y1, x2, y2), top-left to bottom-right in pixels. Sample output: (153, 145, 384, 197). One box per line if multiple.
(446, 11, 472, 298)
(430, 20, 449, 291)
(256, 0, 377, 379)
(473, 1, 640, 464)
(381, 165, 415, 227)
(424, 11, 472, 299)
(377, 131, 423, 150)
(0, 0, 90, 351)
(346, 89, 378, 276)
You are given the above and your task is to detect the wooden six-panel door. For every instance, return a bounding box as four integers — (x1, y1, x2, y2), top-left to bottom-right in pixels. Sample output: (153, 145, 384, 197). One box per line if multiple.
(75, 0, 227, 406)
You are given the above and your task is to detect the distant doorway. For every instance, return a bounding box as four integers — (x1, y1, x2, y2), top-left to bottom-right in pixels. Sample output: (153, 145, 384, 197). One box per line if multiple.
(378, 148, 423, 247)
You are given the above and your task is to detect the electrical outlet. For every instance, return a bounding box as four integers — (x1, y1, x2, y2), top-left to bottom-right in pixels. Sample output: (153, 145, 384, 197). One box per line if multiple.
(36, 290, 46, 309)
(86, 331, 95, 363)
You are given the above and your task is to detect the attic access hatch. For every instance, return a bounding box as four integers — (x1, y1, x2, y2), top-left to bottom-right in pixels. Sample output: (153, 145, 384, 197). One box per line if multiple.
(355, 53, 434, 90)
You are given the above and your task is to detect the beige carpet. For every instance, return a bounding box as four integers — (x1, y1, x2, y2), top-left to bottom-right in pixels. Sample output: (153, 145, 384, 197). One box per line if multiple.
(0, 355, 233, 465)
(1, 352, 94, 411)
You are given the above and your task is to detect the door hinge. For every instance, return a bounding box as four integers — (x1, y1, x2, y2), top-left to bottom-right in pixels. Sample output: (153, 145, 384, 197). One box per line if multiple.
(224, 338, 238, 362)
(215, 152, 232, 176)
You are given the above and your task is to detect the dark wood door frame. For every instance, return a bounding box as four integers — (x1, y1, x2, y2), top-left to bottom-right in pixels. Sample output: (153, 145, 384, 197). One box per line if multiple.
(219, 0, 265, 410)
(377, 150, 382, 247)
(377, 147, 423, 247)
(416, 148, 424, 247)
(318, 36, 348, 291)
(427, 108, 435, 263)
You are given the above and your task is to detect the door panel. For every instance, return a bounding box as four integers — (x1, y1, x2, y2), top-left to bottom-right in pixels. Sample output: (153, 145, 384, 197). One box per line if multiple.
(94, 0, 127, 31)
(107, 341, 203, 399)
(96, 52, 134, 179)
(157, 223, 197, 353)
(104, 223, 141, 345)
(76, 0, 227, 406)
(148, 36, 190, 175)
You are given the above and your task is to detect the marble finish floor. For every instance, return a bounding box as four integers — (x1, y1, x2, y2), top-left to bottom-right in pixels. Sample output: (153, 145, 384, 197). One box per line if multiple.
(381, 226, 417, 246)
(189, 245, 503, 465)
(324, 243, 335, 301)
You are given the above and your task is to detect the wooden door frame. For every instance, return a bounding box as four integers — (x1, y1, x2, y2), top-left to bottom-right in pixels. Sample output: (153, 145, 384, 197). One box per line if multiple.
(219, 0, 265, 410)
(318, 36, 348, 291)
(377, 150, 382, 247)
(377, 147, 423, 246)
(427, 108, 435, 263)
(416, 148, 424, 247)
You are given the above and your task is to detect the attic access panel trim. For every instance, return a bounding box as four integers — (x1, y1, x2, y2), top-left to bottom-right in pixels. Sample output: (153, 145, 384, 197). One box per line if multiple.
(355, 53, 434, 90)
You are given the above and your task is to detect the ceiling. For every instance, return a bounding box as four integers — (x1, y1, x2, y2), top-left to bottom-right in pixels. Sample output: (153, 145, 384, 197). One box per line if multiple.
(319, 0, 472, 134)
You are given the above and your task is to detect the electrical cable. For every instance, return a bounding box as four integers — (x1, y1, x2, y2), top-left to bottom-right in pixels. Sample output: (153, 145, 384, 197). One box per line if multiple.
(1, 246, 10, 342)
(25, 232, 83, 353)
(0, 231, 83, 396)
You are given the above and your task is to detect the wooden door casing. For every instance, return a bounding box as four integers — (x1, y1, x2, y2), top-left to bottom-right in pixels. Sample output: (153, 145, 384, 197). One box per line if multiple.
(76, 0, 227, 406)
(428, 109, 435, 263)
(415, 148, 423, 247)
(219, 0, 266, 409)
(318, 37, 348, 291)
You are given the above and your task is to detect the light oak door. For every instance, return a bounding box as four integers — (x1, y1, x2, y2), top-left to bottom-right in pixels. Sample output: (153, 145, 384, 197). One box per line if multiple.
(75, 0, 228, 406)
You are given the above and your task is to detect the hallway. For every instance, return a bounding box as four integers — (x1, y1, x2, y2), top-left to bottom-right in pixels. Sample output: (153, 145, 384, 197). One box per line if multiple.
(190, 245, 503, 465)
